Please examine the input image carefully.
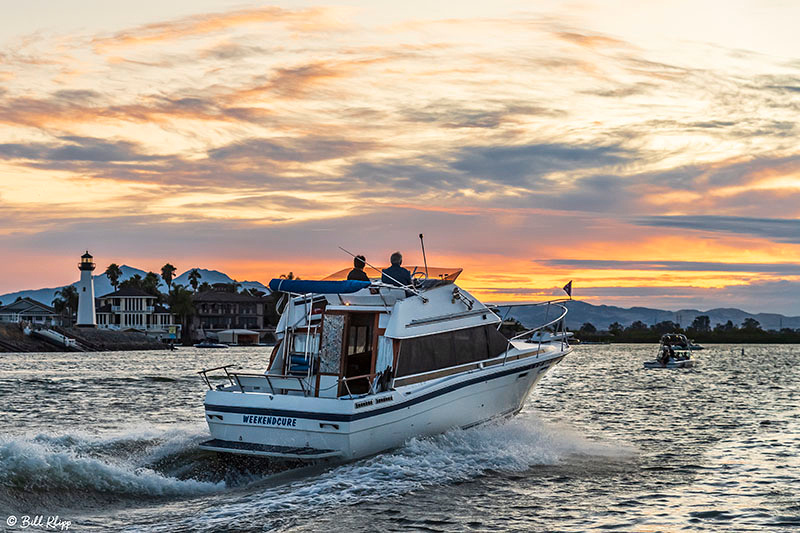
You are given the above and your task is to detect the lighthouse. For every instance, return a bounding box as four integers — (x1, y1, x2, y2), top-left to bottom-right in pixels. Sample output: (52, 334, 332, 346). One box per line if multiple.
(77, 251, 97, 327)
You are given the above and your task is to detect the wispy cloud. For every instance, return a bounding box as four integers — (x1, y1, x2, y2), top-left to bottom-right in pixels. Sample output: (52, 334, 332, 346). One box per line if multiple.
(634, 216, 800, 243)
(540, 259, 800, 275)
(91, 6, 343, 51)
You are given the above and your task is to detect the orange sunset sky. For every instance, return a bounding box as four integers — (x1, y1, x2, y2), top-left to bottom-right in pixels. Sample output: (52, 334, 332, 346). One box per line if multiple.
(1, 1, 800, 313)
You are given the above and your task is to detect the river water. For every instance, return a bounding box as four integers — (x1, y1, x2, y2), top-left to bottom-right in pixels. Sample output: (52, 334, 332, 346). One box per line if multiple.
(1, 344, 798, 532)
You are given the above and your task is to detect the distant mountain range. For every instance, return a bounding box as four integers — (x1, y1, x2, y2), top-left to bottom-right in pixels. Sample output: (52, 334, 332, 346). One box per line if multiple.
(0, 266, 270, 307)
(3, 272, 799, 331)
(500, 300, 800, 332)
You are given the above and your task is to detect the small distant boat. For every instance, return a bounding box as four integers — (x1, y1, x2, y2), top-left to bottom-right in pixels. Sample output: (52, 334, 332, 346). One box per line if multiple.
(194, 339, 229, 349)
(644, 333, 695, 369)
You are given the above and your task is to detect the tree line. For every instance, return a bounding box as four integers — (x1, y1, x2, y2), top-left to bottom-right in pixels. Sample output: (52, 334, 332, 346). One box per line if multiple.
(576, 315, 800, 343)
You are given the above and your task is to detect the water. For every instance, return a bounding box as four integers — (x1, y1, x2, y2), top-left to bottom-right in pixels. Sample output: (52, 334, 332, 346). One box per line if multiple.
(1, 345, 798, 532)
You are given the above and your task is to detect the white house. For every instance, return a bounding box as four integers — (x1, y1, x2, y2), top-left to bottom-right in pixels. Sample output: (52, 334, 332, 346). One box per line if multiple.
(95, 287, 180, 340)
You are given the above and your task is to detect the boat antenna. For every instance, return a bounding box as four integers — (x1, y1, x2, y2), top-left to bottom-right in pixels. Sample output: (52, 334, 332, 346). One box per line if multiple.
(419, 233, 429, 277)
(338, 246, 428, 303)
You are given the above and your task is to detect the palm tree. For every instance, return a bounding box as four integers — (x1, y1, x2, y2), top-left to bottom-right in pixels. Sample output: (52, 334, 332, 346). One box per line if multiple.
(105, 264, 122, 291)
(168, 284, 196, 344)
(161, 263, 177, 291)
(197, 281, 212, 293)
(143, 272, 162, 297)
(53, 285, 79, 326)
(187, 269, 202, 292)
(120, 274, 143, 290)
(279, 272, 300, 280)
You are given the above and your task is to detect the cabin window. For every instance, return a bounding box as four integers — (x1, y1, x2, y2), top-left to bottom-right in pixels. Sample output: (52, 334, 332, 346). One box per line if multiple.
(396, 325, 509, 377)
(347, 325, 370, 355)
(346, 313, 373, 356)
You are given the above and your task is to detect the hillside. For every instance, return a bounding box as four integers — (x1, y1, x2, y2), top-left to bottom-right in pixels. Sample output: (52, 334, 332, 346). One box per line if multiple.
(0, 266, 270, 306)
(499, 300, 800, 331)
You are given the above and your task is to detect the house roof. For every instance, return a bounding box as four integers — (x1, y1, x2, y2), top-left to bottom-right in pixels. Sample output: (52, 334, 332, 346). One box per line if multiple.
(98, 287, 156, 298)
(0, 297, 57, 315)
(193, 290, 267, 303)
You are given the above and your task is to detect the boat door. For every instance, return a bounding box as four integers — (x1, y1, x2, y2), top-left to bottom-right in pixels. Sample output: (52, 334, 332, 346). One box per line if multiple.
(339, 312, 378, 396)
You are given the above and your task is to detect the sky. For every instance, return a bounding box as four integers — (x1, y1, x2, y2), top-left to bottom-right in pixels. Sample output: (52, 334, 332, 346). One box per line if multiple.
(1, 1, 800, 315)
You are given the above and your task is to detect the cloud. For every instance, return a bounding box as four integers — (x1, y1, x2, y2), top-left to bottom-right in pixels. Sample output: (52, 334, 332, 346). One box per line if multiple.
(555, 31, 628, 49)
(91, 6, 342, 51)
(0, 136, 162, 162)
(208, 136, 376, 163)
(634, 216, 800, 243)
(401, 100, 559, 129)
(539, 259, 800, 275)
(449, 143, 631, 187)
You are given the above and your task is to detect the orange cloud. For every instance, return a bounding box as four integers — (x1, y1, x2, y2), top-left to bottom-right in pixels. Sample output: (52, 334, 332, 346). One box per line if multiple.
(556, 31, 628, 49)
(92, 7, 344, 53)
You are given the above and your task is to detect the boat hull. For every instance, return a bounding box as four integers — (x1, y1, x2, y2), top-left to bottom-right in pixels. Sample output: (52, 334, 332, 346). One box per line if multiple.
(643, 358, 695, 369)
(200, 349, 569, 460)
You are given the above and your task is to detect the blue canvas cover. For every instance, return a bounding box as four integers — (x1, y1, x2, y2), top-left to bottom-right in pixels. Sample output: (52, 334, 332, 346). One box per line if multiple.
(268, 279, 371, 294)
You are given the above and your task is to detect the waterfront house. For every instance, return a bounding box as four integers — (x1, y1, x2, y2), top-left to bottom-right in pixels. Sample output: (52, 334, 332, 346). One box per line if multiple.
(95, 287, 180, 340)
(0, 298, 62, 326)
(192, 287, 274, 341)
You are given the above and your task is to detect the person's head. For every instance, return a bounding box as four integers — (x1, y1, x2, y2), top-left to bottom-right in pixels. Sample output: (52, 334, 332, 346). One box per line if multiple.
(390, 251, 402, 266)
(353, 255, 366, 270)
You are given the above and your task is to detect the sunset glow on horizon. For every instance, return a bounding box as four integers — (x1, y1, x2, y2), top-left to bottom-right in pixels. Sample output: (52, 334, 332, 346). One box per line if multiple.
(2, 1, 800, 314)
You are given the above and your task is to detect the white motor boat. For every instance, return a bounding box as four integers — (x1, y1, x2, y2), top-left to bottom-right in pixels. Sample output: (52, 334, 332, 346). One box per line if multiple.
(194, 339, 229, 349)
(197, 267, 572, 461)
(644, 333, 696, 369)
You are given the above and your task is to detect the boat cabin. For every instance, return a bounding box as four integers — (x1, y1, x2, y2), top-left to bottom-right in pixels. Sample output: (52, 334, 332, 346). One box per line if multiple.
(259, 268, 512, 399)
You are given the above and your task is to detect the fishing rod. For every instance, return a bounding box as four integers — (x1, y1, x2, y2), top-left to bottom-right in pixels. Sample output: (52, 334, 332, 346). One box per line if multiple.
(419, 233, 429, 278)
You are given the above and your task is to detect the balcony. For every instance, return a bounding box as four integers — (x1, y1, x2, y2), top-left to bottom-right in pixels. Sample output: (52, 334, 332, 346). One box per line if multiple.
(110, 306, 155, 313)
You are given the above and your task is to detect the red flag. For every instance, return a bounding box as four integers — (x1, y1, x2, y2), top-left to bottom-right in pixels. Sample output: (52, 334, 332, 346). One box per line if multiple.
(562, 280, 573, 298)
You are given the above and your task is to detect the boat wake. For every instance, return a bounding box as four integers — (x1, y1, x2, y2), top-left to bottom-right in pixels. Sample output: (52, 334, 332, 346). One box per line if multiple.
(0, 425, 250, 513)
(0, 416, 634, 526)
(140, 415, 636, 531)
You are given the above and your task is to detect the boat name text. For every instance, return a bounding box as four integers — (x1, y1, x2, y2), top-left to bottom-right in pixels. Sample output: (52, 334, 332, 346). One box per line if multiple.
(242, 415, 297, 427)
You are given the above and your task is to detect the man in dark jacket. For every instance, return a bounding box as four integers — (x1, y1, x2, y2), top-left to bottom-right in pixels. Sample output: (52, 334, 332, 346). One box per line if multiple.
(347, 255, 370, 281)
(381, 251, 412, 286)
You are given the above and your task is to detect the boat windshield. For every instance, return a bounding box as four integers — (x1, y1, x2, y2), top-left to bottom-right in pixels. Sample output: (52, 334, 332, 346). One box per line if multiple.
(323, 265, 462, 282)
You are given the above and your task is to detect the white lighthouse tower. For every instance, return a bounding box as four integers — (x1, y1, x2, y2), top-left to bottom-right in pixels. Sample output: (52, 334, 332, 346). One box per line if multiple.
(76, 251, 97, 327)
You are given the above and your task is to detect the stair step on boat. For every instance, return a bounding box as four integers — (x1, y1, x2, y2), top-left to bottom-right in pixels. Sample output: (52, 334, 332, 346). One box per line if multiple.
(198, 439, 341, 459)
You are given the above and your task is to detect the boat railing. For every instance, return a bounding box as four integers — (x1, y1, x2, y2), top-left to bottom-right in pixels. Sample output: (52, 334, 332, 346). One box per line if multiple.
(198, 364, 238, 389)
(231, 372, 310, 396)
(339, 373, 381, 399)
(198, 365, 310, 396)
(504, 299, 570, 364)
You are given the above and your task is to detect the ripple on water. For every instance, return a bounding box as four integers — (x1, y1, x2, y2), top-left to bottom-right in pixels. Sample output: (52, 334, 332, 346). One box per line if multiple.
(1, 345, 798, 532)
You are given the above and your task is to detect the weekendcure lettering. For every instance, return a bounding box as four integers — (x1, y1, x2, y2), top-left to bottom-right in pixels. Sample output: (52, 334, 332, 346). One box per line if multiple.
(242, 414, 298, 427)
